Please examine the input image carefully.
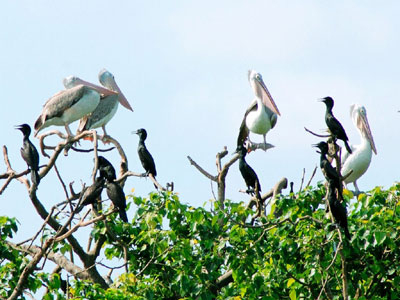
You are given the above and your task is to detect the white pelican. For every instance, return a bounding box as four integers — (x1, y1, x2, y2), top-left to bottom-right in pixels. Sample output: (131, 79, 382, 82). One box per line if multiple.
(34, 78, 116, 137)
(65, 69, 133, 140)
(341, 104, 377, 192)
(237, 70, 280, 148)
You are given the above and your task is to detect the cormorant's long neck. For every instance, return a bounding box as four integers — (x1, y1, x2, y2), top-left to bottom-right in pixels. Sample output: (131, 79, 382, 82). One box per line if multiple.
(325, 104, 333, 116)
(138, 138, 146, 148)
(23, 133, 30, 142)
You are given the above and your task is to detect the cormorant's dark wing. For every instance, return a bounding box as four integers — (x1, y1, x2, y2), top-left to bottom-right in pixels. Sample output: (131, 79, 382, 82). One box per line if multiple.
(237, 100, 258, 147)
(239, 159, 261, 193)
(106, 181, 128, 222)
(138, 145, 157, 177)
(98, 156, 116, 181)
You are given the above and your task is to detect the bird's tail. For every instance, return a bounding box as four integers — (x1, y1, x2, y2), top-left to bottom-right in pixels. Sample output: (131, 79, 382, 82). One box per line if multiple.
(31, 170, 40, 186)
(344, 140, 352, 154)
(119, 209, 129, 223)
(344, 226, 351, 240)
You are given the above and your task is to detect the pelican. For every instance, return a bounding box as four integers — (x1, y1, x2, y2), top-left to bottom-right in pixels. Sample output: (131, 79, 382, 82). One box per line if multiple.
(34, 77, 116, 137)
(237, 70, 280, 148)
(72, 69, 133, 140)
(341, 104, 377, 192)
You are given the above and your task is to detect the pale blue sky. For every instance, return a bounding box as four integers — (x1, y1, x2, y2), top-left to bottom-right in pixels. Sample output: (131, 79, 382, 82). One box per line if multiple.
(1, 1, 399, 246)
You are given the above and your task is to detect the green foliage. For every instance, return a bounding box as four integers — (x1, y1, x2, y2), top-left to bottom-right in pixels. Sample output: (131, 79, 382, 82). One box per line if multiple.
(1, 184, 400, 299)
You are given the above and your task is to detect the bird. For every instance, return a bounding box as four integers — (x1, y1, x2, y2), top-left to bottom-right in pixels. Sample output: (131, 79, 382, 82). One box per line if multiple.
(34, 76, 117, 137)
(133, 129, 157, 177)
(106, 180, 128, 223)
(97, 156, 116, 182)
(237, 144, 262, 198)
(66, 69, 133, 140)
(237, 70, 281, 148)
(320, 96, 352, 154)
(341, 104, 377, 192)
(75, 176, 105, 214)
(15, 124, 40, 186)
(313, 141, 342, 200)
(327, 182, 351, 240)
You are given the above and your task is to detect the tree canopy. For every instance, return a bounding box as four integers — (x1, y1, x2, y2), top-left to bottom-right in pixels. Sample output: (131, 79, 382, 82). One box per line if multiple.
(0, 131, 399, 299)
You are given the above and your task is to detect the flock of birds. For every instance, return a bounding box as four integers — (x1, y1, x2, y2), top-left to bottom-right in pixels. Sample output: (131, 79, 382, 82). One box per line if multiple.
(234, 71, 376, 240)
(15, 69, 157, 223)
(13, 69, 377, 233)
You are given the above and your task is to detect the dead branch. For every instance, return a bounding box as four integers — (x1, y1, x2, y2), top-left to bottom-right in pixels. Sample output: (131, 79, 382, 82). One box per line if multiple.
(149, 173, 166, 191)
(298, 168, 306, 193)
(0, 146, 30, 194)
(305, 166, 318, 189)
(187, 155, 217, 181)
(304, 127, 330, 138)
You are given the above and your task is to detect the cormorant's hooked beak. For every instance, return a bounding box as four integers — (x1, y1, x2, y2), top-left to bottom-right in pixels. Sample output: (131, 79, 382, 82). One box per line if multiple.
(131, 130, 139, 135)
(312, 143, 321, 154)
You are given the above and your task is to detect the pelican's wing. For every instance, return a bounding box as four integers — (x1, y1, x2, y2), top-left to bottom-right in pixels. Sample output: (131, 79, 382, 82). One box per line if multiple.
(43, 85, 88, 119)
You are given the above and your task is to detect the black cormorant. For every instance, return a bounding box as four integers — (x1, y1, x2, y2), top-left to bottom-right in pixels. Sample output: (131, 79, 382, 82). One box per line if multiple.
(15, 124, 40, 186)
(106, 180, 128, 223)
(320, 97, 352, 154)
(313, 141, 343, 200)
(75, 177, 105, 213)
(237, 145, 262, 198)
(97, 156, 116, 182)
(133, 129, 157, 177)
(327, 182, 351, 240)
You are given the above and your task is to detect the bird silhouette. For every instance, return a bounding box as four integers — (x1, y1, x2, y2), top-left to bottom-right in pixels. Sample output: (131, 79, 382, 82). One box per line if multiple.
(320, 96, 352, 154)
(15, 124, 40, 186)
(106, 180, 128, 223)
(97, 156, 116, 182)
(237, 145, 262, 198)
(133, 128, 157, 177)
(327, 182, 351, 240)
(75, 177, 105, 214)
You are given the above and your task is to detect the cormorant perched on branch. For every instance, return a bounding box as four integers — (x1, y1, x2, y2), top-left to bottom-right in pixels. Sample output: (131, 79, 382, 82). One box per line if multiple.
(313, 141, 343, 200)
(320, 96, 352, 154)
(15, 124, 40, 186)
(327, 182, 351, 240)
(106, 180, 128, 223)
(75, 177, 105, 214)
(133, 128, 157, 177)
(97, 156, 116, 182)
(237, 145, 262, 199)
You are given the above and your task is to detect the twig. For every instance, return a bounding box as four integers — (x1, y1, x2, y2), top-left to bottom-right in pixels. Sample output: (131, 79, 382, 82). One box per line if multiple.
(187, 156, 217, 181)
(148, 173, 166, 191)
(298, 168, 306, 193)
(71, 146, 115, 153)
(305, 166, 318, 189)
(0, 146, 30, 194)
(304, 127, 330, 138)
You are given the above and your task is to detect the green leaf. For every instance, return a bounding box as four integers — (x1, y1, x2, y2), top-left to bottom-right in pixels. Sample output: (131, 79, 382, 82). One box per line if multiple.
(289, 288, 296, 300)
(374, 231, 386, 245)
(287, 278, 295, 288)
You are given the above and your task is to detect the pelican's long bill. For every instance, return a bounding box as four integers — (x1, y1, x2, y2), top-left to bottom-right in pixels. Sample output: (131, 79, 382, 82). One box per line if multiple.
(252, 72, 281, 116)
(98, 69, 133, 112)
(64, 76, 117, 97)
(352, 105, 377, 155)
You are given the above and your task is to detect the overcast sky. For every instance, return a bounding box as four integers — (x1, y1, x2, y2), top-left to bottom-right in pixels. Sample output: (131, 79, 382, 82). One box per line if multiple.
(1, 1, 399, 245)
